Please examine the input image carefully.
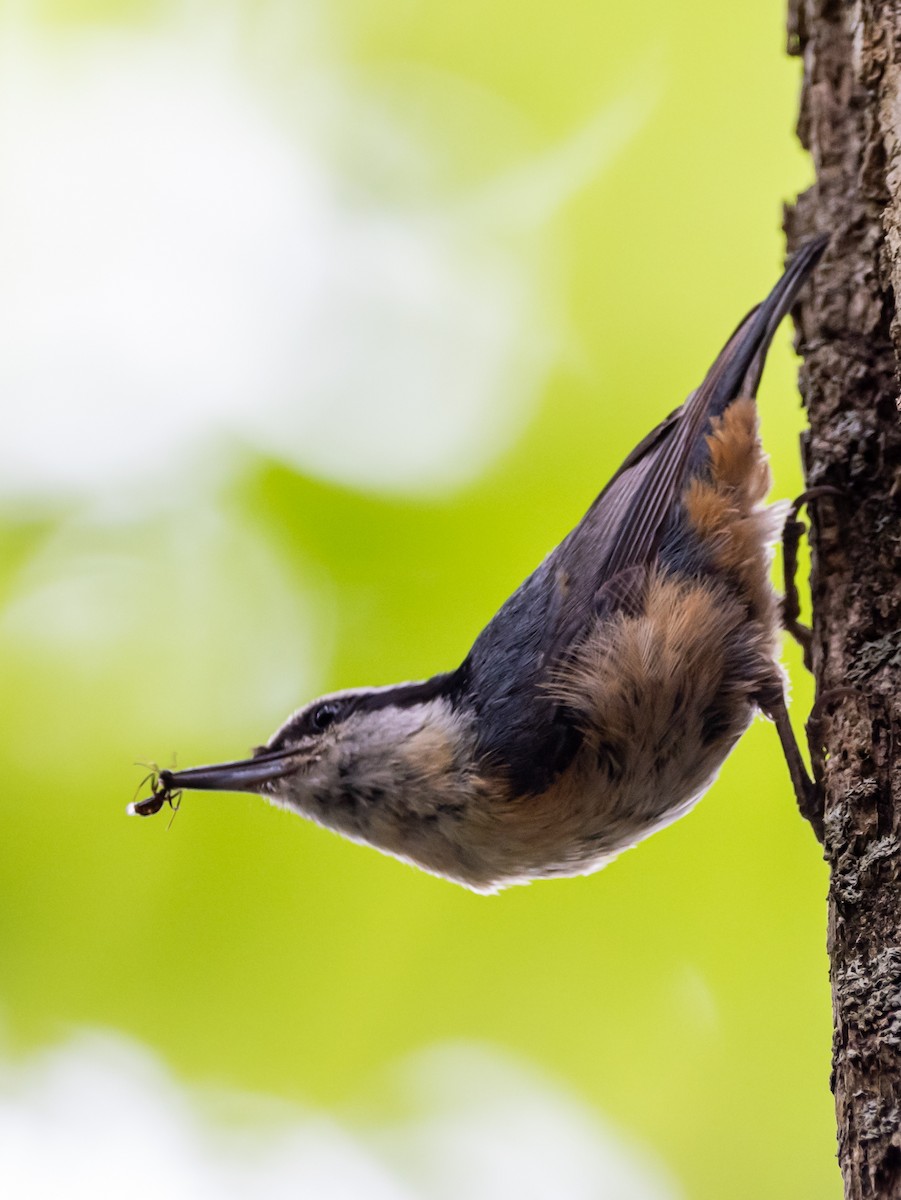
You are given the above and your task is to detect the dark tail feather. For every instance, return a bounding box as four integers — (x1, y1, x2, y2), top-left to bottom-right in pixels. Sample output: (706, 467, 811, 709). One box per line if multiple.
(698, 233, 828, 422)
(599, 235, 829, 577)
(739, 234, 828, 398)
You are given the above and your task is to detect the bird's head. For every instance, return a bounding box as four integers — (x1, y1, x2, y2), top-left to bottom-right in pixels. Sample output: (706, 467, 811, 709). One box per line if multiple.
(139, 672, 517, 890)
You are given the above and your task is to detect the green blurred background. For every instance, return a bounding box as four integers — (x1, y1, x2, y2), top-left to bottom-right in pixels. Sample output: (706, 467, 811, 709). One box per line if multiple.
(0, 0, 836, 1195)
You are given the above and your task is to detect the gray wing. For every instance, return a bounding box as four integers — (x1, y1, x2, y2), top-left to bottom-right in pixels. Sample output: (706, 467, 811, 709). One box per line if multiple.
(465, 236, 827, 791)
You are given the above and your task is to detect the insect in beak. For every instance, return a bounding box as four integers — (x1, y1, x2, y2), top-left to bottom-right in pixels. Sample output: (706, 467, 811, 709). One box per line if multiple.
(127, 747, 307, 816)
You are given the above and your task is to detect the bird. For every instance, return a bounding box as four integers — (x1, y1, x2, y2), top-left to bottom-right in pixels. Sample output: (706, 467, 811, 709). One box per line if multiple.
(132, 236, 827, 893)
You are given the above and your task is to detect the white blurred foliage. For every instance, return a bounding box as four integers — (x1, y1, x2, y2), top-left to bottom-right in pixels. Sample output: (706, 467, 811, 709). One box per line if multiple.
(0, 1034, 681, 1200)
(372, 1044, 681, 1200)
(0, 5, 656, 500)
(0, 501, 325, 741)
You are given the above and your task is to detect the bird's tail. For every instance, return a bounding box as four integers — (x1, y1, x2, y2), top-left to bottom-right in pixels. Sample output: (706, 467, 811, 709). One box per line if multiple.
(598, 235, 828, 577)
(693, 233, 828, 425)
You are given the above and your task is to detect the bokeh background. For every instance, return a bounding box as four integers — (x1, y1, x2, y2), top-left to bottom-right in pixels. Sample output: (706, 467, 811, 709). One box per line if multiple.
(0, 1, 837, 1196)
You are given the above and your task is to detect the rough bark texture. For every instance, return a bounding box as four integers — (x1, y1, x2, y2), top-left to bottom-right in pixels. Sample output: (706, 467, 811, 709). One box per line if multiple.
(786, 2, 901, 1197)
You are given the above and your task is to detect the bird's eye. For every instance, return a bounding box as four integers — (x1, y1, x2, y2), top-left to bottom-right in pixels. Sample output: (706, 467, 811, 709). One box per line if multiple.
(312, 702, 341, 731)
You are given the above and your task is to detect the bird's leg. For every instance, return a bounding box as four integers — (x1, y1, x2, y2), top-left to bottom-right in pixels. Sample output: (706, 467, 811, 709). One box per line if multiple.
(781, 486, 842, 671)
(762, 691, 825, 843)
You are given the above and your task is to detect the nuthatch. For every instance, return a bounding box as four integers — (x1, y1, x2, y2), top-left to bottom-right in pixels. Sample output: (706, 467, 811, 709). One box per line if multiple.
(133, 237, 827, 892)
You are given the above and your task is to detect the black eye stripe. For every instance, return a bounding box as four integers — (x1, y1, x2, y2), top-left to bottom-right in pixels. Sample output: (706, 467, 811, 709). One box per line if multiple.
(274, 670, 461, 745)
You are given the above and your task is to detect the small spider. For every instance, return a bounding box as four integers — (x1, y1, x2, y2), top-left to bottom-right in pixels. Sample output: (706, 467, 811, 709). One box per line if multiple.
(128, 769, 182, 821)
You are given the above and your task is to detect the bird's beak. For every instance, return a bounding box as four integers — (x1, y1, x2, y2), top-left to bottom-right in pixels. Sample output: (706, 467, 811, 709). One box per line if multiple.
(128, 746, 306, 816)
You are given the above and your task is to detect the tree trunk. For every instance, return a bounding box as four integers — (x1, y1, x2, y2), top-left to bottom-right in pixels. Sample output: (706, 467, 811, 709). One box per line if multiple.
(786, 3, 901, 1197)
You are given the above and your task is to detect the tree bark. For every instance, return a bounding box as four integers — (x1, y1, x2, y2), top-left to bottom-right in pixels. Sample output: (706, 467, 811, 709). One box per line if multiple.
(786, 3, 901, 1197)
